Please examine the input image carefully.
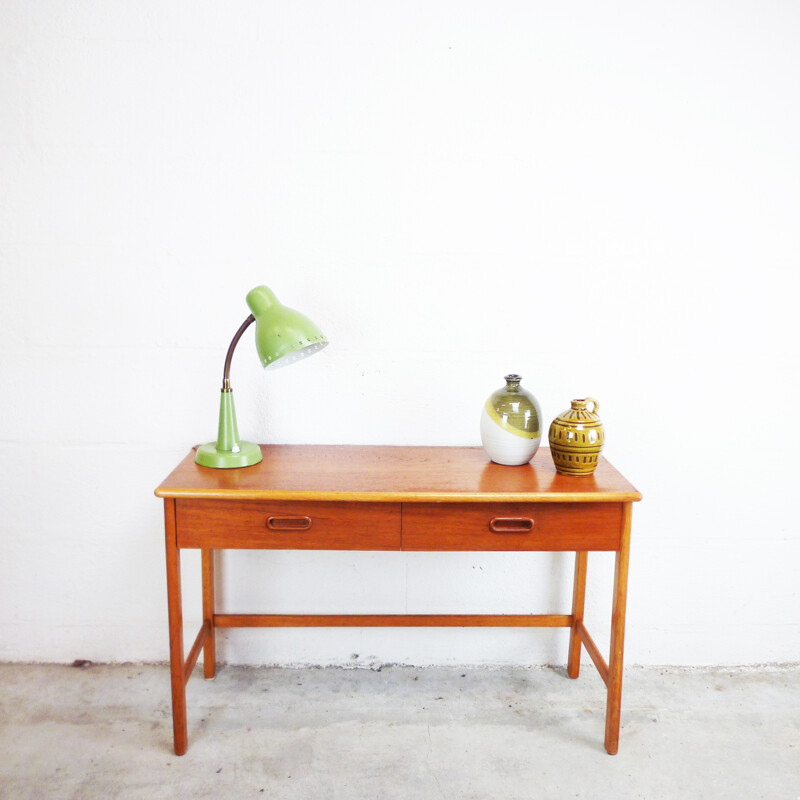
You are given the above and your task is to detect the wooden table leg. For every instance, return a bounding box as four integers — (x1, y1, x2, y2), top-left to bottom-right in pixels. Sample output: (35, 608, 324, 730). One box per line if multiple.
(567, 551, 588, 678)
(202, 549, 216, 680)
(164, 499, 188, 756)
(604, 502, 632, 755)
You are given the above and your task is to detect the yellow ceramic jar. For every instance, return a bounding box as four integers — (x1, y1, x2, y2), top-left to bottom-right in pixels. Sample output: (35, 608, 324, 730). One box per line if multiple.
(548, 398, 604, 476)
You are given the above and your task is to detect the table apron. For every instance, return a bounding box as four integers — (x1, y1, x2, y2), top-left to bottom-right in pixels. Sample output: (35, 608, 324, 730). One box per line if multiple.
(175, 498, 623, 551)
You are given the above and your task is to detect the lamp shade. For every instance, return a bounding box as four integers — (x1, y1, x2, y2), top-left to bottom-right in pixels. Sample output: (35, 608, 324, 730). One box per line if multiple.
(246, 286, 328, 370)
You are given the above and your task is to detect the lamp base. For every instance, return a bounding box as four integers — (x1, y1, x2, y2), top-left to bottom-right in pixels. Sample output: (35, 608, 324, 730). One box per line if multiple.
(195, 441, 263, 469)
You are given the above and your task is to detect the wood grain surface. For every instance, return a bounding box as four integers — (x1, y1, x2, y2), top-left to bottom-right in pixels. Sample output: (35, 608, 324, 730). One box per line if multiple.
(156, 445, 641, 503)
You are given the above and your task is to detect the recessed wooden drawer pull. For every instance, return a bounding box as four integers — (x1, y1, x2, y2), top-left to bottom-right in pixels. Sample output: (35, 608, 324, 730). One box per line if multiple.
(489, 517, 535, 533)
(266, 515, 312, 531)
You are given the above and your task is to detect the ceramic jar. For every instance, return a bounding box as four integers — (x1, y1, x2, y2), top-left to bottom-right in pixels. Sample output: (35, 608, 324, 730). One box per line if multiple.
(548, 398, 604, 476)
(480, 374, 542, 466)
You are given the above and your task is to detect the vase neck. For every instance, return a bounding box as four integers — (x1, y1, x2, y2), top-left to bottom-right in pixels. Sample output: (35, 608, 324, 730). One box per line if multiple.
(570, 397, 599, 415)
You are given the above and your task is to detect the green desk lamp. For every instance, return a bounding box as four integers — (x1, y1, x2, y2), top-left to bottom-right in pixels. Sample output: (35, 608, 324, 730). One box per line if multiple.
(195, 285, 328, 468)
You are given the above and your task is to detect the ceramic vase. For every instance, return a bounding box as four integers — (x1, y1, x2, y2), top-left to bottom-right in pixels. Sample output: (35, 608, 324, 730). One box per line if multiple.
(548, 398, 604, 476)
(480, 374, 542, 466)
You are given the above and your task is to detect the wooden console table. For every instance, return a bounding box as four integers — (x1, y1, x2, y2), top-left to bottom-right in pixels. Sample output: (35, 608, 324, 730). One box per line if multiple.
(155, 445, 641, 755)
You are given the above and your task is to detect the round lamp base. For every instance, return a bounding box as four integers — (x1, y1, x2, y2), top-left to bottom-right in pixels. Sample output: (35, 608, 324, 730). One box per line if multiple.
(195, 441, 263, 469)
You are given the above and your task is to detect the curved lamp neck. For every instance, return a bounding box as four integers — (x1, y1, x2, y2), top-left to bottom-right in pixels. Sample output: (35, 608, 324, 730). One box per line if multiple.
(221, 314, 255, 391)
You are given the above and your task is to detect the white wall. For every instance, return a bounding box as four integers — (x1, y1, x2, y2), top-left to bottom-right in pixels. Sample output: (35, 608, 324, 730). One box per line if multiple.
(1, 1, 798, 667)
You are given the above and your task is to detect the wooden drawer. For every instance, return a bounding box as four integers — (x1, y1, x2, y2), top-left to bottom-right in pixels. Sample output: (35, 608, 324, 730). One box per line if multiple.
(176, 499, 401, 550)
(402, 502, 623, 551)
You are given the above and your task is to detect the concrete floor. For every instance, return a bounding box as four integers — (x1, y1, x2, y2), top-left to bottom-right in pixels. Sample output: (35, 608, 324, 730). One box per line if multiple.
(0, 662, 797, 799)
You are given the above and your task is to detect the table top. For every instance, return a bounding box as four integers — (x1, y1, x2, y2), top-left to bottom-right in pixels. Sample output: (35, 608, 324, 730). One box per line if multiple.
(155, 445, 641, 504)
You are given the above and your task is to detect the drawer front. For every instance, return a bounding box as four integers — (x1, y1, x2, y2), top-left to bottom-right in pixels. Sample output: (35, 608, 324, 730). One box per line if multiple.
(402, 503, 622, 551)
(176, 499, 401, 550)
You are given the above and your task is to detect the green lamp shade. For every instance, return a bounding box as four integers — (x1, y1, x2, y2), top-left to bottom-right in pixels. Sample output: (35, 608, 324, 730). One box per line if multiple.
(195, 285, 328, 469)
(246, 285, 328, 369)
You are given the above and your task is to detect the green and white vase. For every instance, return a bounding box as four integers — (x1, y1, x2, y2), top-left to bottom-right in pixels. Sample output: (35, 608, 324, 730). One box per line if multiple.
(480, 374, 542, 466)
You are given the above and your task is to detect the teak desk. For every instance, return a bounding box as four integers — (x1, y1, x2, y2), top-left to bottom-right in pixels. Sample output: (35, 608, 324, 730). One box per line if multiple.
(155, 445, 641, 755)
